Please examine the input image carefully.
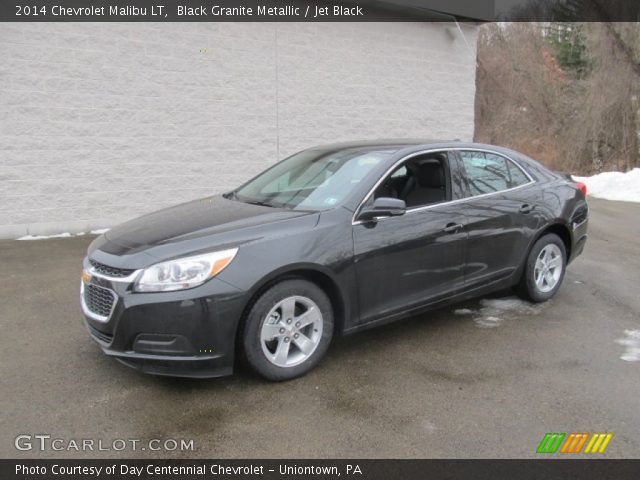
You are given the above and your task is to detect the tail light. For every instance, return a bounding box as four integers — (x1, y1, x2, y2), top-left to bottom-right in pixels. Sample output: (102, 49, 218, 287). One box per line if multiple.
(575, 181, 587, 197)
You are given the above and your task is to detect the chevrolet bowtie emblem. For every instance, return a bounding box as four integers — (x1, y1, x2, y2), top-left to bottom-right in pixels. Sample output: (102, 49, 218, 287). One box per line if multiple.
(81, 270, 92, 284)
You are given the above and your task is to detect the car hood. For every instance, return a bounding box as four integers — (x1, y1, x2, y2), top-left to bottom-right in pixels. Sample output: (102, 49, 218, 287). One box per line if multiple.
(89, 196, 317, 266)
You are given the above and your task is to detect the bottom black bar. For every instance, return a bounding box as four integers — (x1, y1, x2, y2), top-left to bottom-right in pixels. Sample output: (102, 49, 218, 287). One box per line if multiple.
(3, 459, 640, 480)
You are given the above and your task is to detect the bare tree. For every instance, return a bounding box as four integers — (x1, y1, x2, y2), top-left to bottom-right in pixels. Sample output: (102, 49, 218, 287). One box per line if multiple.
(475, 22, 639, 174)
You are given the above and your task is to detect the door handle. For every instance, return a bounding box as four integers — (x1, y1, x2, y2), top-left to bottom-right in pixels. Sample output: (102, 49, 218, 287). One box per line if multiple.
(519, 203, 536, 214)
(443, 223, 463, 234)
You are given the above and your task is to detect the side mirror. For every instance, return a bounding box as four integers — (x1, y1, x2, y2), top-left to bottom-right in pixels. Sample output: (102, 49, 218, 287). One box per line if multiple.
(356, 197, 406, 222)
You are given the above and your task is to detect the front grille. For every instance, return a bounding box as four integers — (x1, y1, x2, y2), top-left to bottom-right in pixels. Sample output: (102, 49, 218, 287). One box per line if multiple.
(89, 259, 134, 278)
(84, 284, 116, 318)
(87, 323, 114, 344)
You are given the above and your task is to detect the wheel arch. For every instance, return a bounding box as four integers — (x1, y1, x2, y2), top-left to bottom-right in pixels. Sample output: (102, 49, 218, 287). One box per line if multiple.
(235, 264, 349, 347)
(514, 221, 572, 285)
(537, 222, 572, 260)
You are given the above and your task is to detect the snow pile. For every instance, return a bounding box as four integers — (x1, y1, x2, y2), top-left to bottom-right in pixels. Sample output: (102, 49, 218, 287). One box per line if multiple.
(573, 168, 640, 203)
(454, 297, 544, 329)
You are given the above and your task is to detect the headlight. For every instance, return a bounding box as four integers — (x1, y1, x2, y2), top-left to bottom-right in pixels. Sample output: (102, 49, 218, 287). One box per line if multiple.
(134, 248, 238, 292)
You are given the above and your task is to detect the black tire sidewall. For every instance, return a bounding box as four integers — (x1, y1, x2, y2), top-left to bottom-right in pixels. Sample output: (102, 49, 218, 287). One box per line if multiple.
(523, 233, 567, 302)
(241, 279, 334, 381)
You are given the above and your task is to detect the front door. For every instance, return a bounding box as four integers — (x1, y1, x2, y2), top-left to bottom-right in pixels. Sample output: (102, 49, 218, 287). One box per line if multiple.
(352, 151, 467, 325)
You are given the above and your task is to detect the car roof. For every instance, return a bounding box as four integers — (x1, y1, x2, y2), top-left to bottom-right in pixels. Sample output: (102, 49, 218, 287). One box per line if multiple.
(306, 139, 532, 154)
(307, 139, 456, 152)
(304, 140, 548, 176)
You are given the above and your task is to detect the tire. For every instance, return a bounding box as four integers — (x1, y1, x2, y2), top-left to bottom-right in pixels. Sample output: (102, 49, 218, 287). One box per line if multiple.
(241, 279, 334, 381)
(517, 233, 567, 303)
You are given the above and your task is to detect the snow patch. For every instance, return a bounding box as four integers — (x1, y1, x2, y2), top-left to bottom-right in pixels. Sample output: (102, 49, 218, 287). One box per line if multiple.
(17, 229, 108, 240)
(573, 168, 640, 203)
(18, 232, 73, 240)
(454, 296, 544, 329)
(479, 298, 542, 316)
(474, 316, 503, 329)
(616, 329, 640, 362)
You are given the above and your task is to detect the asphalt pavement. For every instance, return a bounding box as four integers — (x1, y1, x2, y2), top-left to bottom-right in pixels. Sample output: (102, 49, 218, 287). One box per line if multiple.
(1, 198, 638, 458)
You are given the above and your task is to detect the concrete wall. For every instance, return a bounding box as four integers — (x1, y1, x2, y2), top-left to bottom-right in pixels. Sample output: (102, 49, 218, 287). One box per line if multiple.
(0, 22, 478, 238)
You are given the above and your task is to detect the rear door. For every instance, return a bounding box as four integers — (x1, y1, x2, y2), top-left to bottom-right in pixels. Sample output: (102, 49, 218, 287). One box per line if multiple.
(455, 150, 543, 291)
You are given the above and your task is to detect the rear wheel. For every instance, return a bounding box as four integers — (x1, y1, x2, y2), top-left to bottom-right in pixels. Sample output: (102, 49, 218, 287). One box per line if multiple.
(517, 233, 567, 303)
(241, 279, 333, 381)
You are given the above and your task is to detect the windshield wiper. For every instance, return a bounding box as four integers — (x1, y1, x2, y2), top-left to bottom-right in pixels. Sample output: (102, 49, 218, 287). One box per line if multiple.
(244, 199, 277, 208)
(225, 191, 290, 209)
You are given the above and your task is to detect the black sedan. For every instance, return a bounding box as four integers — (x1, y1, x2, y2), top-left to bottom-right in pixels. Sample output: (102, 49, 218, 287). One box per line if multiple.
(81, 140, 589, 380)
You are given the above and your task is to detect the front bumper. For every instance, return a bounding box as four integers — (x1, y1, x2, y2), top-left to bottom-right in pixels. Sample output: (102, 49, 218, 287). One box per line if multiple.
(80, 257, 247, 378)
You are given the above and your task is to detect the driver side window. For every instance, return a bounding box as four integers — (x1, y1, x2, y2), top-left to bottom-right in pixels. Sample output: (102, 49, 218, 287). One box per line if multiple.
(372, 153, 451, 209)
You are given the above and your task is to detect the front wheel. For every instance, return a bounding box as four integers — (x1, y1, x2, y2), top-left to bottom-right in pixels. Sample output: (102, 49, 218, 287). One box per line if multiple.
(241, 279, 334, 381)
(517, 233, 567, 303)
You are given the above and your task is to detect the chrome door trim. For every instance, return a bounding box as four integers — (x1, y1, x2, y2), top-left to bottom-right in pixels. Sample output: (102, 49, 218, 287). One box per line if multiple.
(352, 147, 536, 225)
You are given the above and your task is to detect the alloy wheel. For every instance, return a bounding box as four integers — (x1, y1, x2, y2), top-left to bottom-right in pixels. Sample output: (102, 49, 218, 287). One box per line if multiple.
(260, 296, 323, 367)
(534, 244, 563, 293)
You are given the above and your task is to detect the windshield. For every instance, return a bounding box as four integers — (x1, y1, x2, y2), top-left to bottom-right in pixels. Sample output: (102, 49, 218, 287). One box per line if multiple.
(230, 148, 392, 210)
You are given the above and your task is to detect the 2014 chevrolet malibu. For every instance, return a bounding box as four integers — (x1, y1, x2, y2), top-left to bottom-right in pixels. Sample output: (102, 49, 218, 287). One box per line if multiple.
(81, 141, 589, 380)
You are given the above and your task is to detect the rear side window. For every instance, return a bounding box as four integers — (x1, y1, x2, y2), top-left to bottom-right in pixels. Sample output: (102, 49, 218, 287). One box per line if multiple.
(459, 151, 530, 196)
(506, 158, 530, 186)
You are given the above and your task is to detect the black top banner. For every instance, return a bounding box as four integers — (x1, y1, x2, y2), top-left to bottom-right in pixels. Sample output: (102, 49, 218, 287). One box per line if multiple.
(1, 0, 639, 22)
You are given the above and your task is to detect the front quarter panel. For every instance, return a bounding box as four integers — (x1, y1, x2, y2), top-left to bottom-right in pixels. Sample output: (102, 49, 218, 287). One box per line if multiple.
(215, 208, 356, 330)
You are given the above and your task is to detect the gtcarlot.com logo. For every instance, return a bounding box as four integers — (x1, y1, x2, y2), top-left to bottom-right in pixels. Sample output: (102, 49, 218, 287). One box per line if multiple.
(15, 434, 194, 452)
(536, 432, 613, 454)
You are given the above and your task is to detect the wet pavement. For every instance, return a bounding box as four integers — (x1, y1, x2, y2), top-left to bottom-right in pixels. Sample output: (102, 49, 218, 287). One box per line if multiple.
(1, 198, 638, 458)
